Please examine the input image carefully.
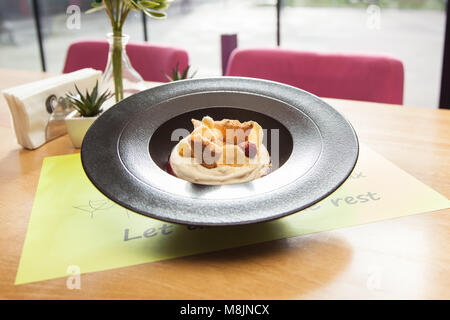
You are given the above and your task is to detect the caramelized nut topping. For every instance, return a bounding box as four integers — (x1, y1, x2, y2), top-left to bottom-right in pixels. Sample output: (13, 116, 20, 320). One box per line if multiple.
(183, 116, 261, 168)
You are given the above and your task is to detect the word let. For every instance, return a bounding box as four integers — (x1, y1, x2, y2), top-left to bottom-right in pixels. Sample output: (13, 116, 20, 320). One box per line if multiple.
(124, 224, 173, 241)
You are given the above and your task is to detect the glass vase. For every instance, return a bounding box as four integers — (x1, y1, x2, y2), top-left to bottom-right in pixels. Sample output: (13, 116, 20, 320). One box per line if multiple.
(101, 33, 146, 103)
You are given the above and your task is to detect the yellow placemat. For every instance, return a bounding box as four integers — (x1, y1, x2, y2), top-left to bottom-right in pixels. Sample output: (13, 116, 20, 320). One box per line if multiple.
(15, 144, 449, 285)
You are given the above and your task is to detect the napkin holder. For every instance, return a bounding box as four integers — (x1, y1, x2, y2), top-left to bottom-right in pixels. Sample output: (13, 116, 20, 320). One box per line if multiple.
(45, 94, 73, 142)
(2, 68, 102, 150)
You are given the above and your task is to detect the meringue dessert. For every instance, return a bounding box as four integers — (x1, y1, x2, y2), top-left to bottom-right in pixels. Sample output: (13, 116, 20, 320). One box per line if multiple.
(168, 116, 271, 185)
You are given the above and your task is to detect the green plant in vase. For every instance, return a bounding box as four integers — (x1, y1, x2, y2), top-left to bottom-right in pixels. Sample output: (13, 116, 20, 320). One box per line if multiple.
(88, 0, 170, 102)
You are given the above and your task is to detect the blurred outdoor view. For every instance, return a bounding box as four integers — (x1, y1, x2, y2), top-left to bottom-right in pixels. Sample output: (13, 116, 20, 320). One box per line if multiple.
(0, 0, 446, 108)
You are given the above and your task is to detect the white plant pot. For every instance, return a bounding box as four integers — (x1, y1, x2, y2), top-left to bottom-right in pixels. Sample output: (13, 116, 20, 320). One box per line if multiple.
(65, 110, 98, 148)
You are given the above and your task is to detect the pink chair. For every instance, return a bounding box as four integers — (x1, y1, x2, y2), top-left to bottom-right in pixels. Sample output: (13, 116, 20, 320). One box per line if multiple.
(225, 48, 404, 104)
(63, 40, 189, 82)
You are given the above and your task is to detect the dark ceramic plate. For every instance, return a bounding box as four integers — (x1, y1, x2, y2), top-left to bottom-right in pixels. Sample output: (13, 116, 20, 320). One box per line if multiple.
(81, 77, 359, 226)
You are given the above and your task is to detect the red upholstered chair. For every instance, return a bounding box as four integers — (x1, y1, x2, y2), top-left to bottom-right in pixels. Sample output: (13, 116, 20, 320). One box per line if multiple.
(225, 48, 404, 104)
(63, 39, 189, 82)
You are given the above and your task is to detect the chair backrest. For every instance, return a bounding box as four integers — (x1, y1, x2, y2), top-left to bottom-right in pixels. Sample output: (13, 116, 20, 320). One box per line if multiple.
(63, 40, 189, 82)
(225, 48, 404, 104)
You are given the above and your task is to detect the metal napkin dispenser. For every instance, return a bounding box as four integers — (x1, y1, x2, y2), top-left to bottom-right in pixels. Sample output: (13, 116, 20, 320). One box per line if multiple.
(45, 94, 73, 142)
(2, 68, 101, 149)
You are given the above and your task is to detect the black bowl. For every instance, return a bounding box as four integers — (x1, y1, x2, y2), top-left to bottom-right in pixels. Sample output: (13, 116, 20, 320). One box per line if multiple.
(81, 77, 359, 226)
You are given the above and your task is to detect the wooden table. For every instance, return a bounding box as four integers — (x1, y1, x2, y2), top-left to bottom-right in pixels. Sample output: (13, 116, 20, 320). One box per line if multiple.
(0, 69, 449, 299)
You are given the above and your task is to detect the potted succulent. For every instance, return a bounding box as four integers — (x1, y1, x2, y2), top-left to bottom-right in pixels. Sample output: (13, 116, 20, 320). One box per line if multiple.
(65, 82, 112, 148)
(164, 63, 197, 82)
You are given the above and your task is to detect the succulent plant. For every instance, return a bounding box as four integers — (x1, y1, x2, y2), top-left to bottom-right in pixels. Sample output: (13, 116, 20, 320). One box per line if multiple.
(65, 81, 112, 117)
(164, 63, 197, 82)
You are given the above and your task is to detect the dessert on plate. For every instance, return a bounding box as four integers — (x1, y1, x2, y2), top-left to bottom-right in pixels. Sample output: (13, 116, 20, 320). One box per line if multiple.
(168, 116, 271, 185)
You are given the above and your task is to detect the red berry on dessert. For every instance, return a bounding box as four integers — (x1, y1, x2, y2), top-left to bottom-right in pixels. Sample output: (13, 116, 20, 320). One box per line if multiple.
(167, 155, 175, 176)
(239, 141, 257, 158)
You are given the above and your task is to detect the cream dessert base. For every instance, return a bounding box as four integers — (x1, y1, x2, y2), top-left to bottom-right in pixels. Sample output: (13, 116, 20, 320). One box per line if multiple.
(169, 142, 271, 185)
